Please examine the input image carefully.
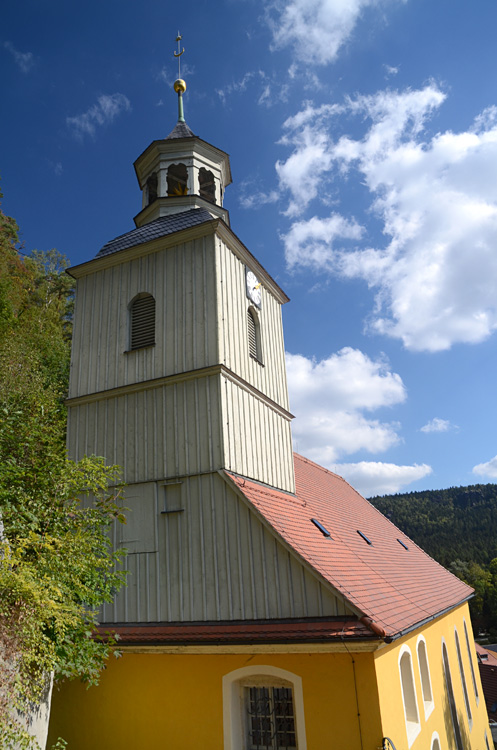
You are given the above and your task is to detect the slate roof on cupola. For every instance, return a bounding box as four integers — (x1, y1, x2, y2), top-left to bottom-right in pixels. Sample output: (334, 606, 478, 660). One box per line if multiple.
(225, 453, 473, 640)
(95, 208, 213, 258)
(165, 120, 195, 139)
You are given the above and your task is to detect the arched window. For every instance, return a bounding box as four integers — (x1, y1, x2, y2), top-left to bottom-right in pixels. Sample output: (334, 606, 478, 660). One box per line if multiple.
(431, 732, 441, 750)
(455, 627, 472, 728)
(463, 618, 479, 704)
(223, 665, 307, 750)
(129, 293, 155, 350)
(167, 163, 188, 196)
(417, 636, 434, 718)
(146, 172, 157, 205)
(247, 308, 262, 363)
(199, 167, 216, 203)
(399, 646, 421, 747)
(442, 640, 464, 750)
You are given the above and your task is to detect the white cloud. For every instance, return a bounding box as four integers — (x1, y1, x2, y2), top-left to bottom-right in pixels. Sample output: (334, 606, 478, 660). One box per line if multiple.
(4, 41, 35, 73)
(332, 460, 432, 496)
(217, 70, 288, 108)
(282, 214, 363, 269)
(280, 84, 497, 351)
(287, 348, 406, 464)
(420, 417, 454, 434)
(239, 186, 280, 210)
(384, 64, 399, 78)
(473, 455, 497, 479)
(276, 103, 343, 215)
(66, 94, 131, 139)
(267, 0, 402, 67)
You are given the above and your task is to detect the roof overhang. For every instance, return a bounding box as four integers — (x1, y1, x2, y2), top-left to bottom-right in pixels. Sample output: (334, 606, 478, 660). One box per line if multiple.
(97, 617, 382, 653)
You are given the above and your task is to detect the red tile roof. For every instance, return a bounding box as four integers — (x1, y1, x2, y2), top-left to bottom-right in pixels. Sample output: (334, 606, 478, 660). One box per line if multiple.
(477, 645, 497, 719)
(101, 618, 375, 645)
(225, 453, 473, 639)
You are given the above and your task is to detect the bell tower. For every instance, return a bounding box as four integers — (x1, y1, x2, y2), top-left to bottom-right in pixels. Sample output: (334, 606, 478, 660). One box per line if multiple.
(65, 39, 295, 624)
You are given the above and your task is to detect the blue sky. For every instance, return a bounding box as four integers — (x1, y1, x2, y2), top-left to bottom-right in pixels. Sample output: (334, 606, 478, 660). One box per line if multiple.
(3, 0, 497, 497)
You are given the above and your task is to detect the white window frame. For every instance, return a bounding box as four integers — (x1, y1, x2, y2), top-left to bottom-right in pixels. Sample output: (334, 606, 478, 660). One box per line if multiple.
(417, 635, 435, 719)
(398, 645, 421, 748)
(431, 731, 441, 750)
(223, 665, 307, 750)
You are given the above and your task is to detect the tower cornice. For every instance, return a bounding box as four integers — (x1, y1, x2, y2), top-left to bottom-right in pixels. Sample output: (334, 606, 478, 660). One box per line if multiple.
(67, 217, 289, 305)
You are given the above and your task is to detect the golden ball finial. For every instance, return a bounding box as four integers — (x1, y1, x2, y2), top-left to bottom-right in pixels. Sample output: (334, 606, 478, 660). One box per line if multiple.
(174, 79, 186, 94)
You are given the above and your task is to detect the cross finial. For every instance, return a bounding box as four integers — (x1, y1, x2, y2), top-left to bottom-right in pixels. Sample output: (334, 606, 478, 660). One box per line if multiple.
(173, 32, 187, 123)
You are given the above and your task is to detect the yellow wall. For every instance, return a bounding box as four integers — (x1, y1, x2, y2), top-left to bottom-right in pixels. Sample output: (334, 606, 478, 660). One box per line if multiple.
(374, 603, 490, 749)
(48, 605, 490, 749)
(48, 650, 383, 750)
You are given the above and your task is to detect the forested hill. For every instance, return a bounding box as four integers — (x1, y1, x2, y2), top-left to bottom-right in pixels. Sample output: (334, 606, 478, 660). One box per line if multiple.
(369, 484, 497, 568)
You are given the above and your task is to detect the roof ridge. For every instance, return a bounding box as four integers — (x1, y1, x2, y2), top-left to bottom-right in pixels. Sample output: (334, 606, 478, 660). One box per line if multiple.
(294, 452, 351, 484)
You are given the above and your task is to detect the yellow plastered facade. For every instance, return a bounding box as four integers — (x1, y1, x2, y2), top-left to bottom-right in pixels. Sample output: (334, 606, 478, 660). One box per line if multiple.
(375, 603, 490, 750)
(48, 650, 382, 749)
(48, 603, 491, 749)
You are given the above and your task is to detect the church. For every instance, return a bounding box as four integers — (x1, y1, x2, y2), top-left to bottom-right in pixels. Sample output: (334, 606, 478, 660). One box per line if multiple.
(48, 67, 491, 750)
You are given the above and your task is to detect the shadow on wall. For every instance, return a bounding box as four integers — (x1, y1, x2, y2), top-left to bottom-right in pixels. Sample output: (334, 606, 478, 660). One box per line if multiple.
(441, 656, 472, 750)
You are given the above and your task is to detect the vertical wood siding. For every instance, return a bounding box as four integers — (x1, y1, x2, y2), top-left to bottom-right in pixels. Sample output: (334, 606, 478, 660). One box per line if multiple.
(67, 375, 223, 483)
(101, 474, 353, 624)
(220, 376, 295, 493)
(215, 238, 290, 412)
(69, 234, 219, 398)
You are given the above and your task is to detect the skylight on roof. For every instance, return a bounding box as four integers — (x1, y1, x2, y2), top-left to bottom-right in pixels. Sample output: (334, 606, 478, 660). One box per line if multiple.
(357, 530, 373, 545)
(311, 518, 332, 538)
(397, 538, 409, 550)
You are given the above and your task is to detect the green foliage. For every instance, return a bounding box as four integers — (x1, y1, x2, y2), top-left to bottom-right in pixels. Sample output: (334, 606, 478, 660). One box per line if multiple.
(0, 196, 126, 747)
(370, 485, 497, 635)
(370, 484, 497, 567)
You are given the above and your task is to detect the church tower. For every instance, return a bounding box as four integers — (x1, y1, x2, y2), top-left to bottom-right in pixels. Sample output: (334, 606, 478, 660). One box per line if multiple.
(65, 56, 303, 625)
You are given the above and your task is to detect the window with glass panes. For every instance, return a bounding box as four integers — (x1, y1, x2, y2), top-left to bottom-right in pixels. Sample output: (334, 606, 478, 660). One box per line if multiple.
(245, 686, 297, 750)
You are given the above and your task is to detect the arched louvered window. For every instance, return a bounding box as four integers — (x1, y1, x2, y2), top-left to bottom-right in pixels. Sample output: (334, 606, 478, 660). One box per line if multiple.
(130, 293, 155, 350)
(247, 307, 262, 363)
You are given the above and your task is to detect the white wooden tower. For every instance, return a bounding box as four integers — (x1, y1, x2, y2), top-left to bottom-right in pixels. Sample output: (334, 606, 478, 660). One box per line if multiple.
(63, 58, 352, 628)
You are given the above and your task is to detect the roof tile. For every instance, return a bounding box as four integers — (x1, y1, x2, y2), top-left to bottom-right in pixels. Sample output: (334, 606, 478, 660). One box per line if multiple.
(225, 453, 473, 638)
(95, 208, 213, 258)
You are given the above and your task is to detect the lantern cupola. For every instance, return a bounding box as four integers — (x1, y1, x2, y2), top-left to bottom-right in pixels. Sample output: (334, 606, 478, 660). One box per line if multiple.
(133, 39, 232, 228)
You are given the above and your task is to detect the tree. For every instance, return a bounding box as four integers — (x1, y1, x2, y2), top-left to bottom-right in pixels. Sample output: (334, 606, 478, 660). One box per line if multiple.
(0, 196, 126, 748)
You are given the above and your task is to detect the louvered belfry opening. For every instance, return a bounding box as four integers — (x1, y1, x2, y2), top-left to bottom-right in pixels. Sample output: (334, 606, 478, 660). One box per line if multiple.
(130, 294, 156, 350)
(247, 308, 258, 359)
(199, 167, 216, 203)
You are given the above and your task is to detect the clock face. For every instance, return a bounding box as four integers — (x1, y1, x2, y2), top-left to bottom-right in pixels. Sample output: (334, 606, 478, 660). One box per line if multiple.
(246, 269, 262, 308)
